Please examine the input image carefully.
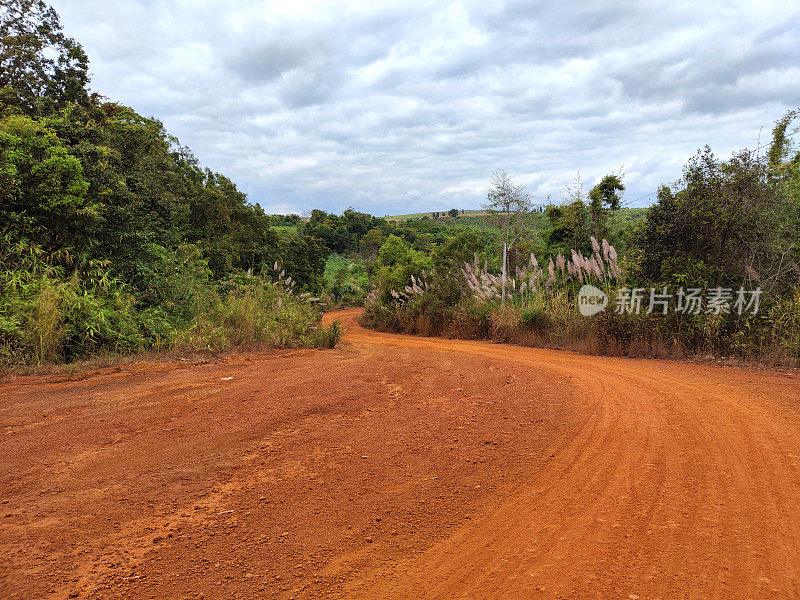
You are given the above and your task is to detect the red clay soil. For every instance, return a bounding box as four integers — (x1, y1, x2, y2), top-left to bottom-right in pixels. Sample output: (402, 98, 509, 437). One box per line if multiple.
(1, 309, 800, 600)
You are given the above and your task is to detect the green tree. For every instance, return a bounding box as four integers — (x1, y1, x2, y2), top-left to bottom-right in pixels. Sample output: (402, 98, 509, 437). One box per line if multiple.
(360, 227, 386, 259)
(431, 229, 490, 276)
(374, 235, 431, 301)
(279, 235, 330, 293)
(767, 109, 800, 171)
(545, 200, 589, 255)
(636, 146, 797, 292)
(0, 0, 90, 115)
(378, 234, 414, 267)
(0, 114, 93, 247)
(588, 174, 625, 239)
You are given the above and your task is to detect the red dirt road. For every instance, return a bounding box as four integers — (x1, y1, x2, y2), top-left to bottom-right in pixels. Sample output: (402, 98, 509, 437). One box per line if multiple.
(1, 309, 800, 599)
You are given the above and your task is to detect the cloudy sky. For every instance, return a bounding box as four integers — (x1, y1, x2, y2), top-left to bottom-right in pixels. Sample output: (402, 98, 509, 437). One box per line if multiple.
(51, 0, 799, 215)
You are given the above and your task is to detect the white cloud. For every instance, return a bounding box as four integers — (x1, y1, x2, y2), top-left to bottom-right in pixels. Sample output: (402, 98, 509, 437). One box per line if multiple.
(50, 0, 800, 214)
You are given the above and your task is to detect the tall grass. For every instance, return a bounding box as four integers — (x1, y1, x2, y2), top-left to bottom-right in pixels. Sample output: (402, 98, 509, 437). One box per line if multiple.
(361, 237, 800, 366)
(0, 238, 341, 368)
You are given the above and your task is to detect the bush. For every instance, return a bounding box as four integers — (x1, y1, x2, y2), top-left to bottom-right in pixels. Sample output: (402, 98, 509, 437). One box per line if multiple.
(0, 237, 338, 367)
(490, 303, 521, 340)
(362, 237, 800, 365)
(311, 319, 342, 349)
(521, 306, 551, 331)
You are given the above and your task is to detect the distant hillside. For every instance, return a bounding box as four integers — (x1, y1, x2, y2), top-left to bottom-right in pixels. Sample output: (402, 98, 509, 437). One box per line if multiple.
(384, 207, 649, 240)
(384, 209, 488, 221)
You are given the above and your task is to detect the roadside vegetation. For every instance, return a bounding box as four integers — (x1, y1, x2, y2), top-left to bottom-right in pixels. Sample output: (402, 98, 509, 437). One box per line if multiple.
(363, 118, 800, 366)
(0, 1, 339, 367)
(2, 1, 798, 368)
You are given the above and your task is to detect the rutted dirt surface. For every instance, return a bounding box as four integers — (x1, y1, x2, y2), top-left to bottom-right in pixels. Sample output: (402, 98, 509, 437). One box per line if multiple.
(1, 309, 799, 600)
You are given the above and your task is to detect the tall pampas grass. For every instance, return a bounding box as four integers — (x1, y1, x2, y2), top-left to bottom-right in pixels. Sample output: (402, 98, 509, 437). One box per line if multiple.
(382, 237, 622, 308)
(458, 237, 620, 304)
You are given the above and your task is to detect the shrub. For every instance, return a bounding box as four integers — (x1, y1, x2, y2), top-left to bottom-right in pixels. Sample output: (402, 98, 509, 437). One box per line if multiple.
(311, 320, 342, 349)
(0, 237, 338, 367)
(362, 234, 800, 365)
(490, 303, 521, 341)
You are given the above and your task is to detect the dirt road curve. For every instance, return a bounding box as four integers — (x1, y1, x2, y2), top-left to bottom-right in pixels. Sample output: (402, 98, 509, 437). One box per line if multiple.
(2, 309, 800, 599)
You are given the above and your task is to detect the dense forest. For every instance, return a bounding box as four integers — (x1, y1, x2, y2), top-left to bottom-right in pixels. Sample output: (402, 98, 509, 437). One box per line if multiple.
(0, 0, 344, 365)
(2, 0, 798, 367)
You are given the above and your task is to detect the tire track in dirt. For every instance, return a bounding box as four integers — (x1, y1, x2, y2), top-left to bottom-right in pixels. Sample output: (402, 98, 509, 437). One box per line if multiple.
(337, 310, 800, 599)
(1, 309, 799, 599)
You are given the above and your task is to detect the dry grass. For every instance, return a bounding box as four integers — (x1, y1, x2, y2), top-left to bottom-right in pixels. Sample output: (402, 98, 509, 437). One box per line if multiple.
(489, 304, 522, 341)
